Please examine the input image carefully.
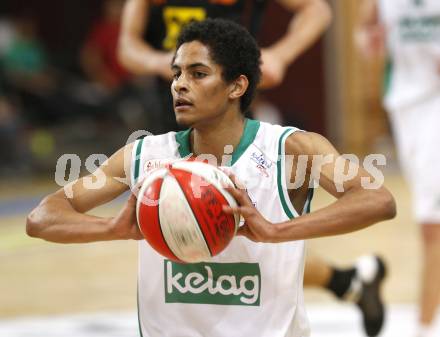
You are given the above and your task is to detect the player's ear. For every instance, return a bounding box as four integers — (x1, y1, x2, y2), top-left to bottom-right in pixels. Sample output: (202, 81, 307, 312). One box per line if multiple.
(229, 75, 249, 100)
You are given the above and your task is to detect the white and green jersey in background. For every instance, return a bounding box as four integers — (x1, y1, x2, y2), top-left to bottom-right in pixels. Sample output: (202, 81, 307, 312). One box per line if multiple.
(378, 0, 440, 223)
(379, 0, 440, 112)
(130, 119, 314, 337)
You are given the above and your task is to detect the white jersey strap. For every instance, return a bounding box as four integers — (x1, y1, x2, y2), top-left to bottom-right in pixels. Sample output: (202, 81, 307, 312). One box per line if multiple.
(276, 127, 314, 219)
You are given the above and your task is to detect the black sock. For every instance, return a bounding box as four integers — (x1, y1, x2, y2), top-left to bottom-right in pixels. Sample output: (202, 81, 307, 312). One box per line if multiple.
(325, 267, 356, 299)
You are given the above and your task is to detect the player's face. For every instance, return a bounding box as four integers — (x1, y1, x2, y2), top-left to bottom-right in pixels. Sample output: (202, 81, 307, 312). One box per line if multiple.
(171, 41, 233, 127)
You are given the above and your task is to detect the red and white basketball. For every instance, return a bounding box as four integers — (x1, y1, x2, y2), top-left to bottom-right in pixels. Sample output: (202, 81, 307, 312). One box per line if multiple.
(136, 161, 239, 263)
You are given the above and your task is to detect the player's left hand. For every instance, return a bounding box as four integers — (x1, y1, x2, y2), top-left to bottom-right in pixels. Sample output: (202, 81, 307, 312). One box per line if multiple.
(259, 48, 287, 89)
(222, 174, 277, 243)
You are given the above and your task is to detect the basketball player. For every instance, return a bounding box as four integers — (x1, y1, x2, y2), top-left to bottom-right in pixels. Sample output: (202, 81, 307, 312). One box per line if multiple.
(357, 1, 440, 336)
(118, 1, 389, 335)
(27, 19, 396, 337)
(117, 0, 332, 133)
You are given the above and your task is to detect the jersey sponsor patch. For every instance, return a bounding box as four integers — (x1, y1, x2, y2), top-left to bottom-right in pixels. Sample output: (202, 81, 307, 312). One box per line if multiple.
(250, 151, 273, 178)
(143, 158, 174, 174)
(164, 260, 261, 306)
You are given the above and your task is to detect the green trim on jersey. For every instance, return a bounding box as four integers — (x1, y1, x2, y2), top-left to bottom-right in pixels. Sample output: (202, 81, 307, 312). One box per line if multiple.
(174, 119, 261, 166)
(231, 119, 260, 165)
(277, 128, 297, 219)
(303, 187, 314, 214)
(134, 138, 145, 184)
(137, 285, 144, 337)
(276, 128, 314, 218)
(383, 58, 393, 97)
(175, 128, 192, 158)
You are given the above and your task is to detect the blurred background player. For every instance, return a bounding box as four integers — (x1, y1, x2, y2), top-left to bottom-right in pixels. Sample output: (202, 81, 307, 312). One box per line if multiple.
(81, 0, 131, 93)
(357, 0, 440, 336)
(79, 0, 147, 128)
(117, 1, 388, 336)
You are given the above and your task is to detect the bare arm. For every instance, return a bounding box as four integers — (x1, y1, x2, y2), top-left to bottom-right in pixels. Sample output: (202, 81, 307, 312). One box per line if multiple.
(118, 0, 173, 78)
(355, 0, 386, 60)
(274, 132, 395, 240)
(225, 132, 396, 242)
(26, 144, 143, 243)
(260, 0, 332, 88)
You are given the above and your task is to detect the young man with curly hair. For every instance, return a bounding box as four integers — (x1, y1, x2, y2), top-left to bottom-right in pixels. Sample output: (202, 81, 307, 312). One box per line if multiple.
(27, 19, 396, 337)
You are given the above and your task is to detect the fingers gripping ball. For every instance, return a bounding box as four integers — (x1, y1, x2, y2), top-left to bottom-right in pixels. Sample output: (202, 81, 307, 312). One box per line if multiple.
(136, 161, 239, 263)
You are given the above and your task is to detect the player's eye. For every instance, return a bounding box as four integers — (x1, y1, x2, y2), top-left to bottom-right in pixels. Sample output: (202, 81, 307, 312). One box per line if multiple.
(193, 71, 207, 79)
(173, 71, 181, 80)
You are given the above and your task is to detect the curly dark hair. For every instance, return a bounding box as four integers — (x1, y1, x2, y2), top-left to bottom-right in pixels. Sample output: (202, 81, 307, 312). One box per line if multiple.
(175, 18, 261, 114)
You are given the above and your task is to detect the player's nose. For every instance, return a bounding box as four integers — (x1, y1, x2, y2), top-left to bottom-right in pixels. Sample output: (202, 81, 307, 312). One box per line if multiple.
(173, 73, 189, 93)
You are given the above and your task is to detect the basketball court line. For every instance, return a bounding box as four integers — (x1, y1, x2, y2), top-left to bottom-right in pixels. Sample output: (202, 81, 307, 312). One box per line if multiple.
(0, 305, 438, 337)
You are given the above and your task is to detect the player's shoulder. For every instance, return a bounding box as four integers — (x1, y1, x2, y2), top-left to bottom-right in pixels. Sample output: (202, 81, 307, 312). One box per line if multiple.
(128, 131, 178, 155)
(135, 131, 179, 146)
(285, 131, 329, 157)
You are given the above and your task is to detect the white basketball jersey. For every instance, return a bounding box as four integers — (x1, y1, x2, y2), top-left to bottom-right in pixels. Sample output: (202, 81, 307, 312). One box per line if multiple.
(130, 119, 313, 337)
(378, 0, 440, 111)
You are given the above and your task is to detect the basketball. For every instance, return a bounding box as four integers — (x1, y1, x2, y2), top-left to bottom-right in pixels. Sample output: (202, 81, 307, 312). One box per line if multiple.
(136, 161, 240, 263)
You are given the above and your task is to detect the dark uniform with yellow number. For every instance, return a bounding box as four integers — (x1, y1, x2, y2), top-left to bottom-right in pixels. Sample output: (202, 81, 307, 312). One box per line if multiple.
(146, 0, 247, 51)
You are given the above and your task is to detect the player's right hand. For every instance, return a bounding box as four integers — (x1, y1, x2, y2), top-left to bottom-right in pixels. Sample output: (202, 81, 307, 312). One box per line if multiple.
(354, 24, 386, 60)
(108, 193, 143, 240)
(259, 48, 287, 89)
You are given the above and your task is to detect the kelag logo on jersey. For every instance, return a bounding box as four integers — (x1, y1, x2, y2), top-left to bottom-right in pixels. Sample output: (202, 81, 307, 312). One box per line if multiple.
(164, 260, 261, 306)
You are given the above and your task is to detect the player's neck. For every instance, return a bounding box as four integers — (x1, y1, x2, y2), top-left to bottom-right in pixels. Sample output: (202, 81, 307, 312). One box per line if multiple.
(191, 113, 246, 165)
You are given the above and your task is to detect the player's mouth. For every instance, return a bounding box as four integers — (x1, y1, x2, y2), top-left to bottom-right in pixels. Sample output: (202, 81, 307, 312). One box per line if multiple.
(174, 98, 193, 112)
